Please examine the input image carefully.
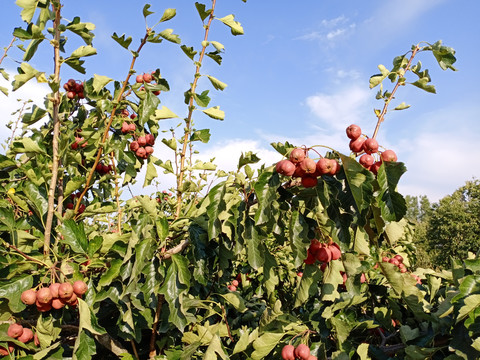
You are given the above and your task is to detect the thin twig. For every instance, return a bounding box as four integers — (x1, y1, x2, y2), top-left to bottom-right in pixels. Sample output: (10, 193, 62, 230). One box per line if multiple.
(110, 151, 122, 234)
(0, 37, 16, 66)
(149, 294, 165, 358)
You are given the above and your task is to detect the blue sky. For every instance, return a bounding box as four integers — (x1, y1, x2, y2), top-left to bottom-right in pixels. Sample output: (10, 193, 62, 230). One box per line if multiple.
(1, 0, 479, 202)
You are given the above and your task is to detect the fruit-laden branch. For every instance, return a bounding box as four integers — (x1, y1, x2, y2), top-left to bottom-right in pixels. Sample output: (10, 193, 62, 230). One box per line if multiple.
(43, 1, 63, 257)
(175, 0, 217, 219)
(371, 44, 421, 140)
(74, 31, 151, 214)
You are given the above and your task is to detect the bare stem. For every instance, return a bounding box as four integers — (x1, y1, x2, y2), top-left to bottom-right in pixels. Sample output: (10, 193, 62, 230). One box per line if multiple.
(0, 37, 16, 66)
(110, 151, 122, 234)
(175, 0, 217, 219)
(149, 294, 165, 358)
(75, 32, 150, 213)
(43, 2, 63, 257)
(371, 44, 421, 139)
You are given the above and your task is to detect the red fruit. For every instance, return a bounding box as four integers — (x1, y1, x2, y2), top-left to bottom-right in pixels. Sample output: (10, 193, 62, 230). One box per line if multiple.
(67, 91, 76, 99)
(75, 82, 84, 93)
(316, 158, 334, 175)
(289, 148, 306, 164)
(373, 263, 379, 269)
(136, 147, 147, 159)
(67, 78, 76, 88)
(71, 141, 79, 150)
(399, 264, 407, 273)
(137, 136, 147, 147)
(363, 138, 379, 154)
(153, 90, 161, 96)
(304, 251, 316, 265)
(342, 272, 348, 285)
(0, 344, 14, 355)
(49, 283, 61, 298)
(232, 280, 239, 287)
(346, 124, 362, 140)
(329, 243, 342, 260)
(51, 298, 65, 310)
(7, 323, 24, 338)
(63, 82, 69, 91)
(309, 239, 322, 255)
(78, 203, 86, 214)
(142, 73, 153, 83)
(293, 164, 306, 178)
(77, 91, 85, 99)
(389, 258, 400, 266)
(73, 280, 88, 296)
(145, 134, 155, 146)
(64, 292, 78, 305)
(381, 149, 397, 162)
(130, 141, 140, 152)
(359, 154, 375, 169)
(95, 163, 104, 173)
(34, 333, 40, 346)
(129, 123, 136, 132)
(58, 282, 74, 300)
(316, 246, 332, 263)
(276, 160, 296, 176)
(329, 159, 340, 175)
(227, 285, 237, 291)
(294, 344, 311, 360)
(297, 272, 303, 277)
(36, 287, 53, 304)
(136, 74, 144, 83)
(21, 289, 37, 305)
(320, 262, 328, 272)
(121, 109, 129, 117)
(18, 328, 34, 343)
(349, 137, 365, 153)
(382, 256, 390, 263)
(371, 161, 382, 175)
(145, 146, 154, 156)
(360, 273, 367, 283)
(301, 176, 318, 188)
(281, 344, 295, 360)
(299, 158, 316, 174)
(121, 121, 130, 134)
(130, 114, 137, 119)
(306, 356, 318, 360)
(394, 254, 404, 263)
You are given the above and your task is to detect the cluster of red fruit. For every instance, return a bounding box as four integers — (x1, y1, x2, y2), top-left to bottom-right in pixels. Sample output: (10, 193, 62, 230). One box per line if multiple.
(346, 124, 397, 174)
(281, 344, 317, 360)
(70, 136, 87, 150)
(377, 255, 421, 284)
(156, 190, 173, 203)
(130, 133, 155, 160)
(136, 72, 161, 95)
(20, 280, 88, 312)
(63, 79, 85, 100)
(65, 191, 86, 214)
(227, 274, 242, 291)
(1, 323, 39, 355)
(304, 239, 341, 267)
(95, 162, 113, 175)
(276, 148, 340, 188)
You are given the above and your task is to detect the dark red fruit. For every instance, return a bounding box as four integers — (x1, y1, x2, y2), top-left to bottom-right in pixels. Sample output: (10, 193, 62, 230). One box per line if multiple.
(349, 137, 365, 153)
(394, 254, 404, 263)
(301, 176, 318, 188)
(309, 239, 322, 255)
(130, 141, 140, 152)
(316, 246, 332, 263)
(145, 134, 155, 145)
(329, 159, 340, 175)
(281, 344, 295, 360)
(289, 148, 306, 164)
(346, 124, 362, 140)
(371, 161, 382, 175)
(329, 243, 342, 260)
(363, 138, 379, 154)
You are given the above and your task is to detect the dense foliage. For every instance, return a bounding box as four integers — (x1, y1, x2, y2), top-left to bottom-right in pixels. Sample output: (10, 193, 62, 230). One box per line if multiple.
(0, 1, 478, 359)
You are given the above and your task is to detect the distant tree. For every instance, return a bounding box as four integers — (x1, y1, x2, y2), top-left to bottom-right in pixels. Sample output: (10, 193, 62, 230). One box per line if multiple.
(405, 194, 432, 223)
(422, 180, 480, 269)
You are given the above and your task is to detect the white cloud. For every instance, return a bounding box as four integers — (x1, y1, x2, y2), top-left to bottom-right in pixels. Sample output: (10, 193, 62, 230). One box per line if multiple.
(296, 15, 355, 44)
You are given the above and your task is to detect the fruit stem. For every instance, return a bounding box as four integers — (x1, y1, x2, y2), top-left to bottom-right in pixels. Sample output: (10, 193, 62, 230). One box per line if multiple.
(175, 0, 217, 219)
(371, 44, 421, 140)
(43, 1, 63, 257)
(3, 242, 50, 268)
(74, 31, 151, 214)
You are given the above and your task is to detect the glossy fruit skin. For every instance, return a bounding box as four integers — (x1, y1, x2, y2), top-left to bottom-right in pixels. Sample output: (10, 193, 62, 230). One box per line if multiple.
(329, 159, 340, 175)
(309, 239, 322, 255)
(363, 138, 379, 154)
(301, 176, 318, 188)
(137, 136, 147, 147)
(130, 141, 140, 152)
(142, 73, 153, 83)
(21, 289, 37, 305)
(381, 149, 397, 162)
(276, 160, 296, 176)
(329, 243, 342, 260)
(299, 158, 316, 174)
(136, 147, 147, 159)
(295, 344, 311, 360)
(349, 137, 365, 153)
(136, 74, 144, 83)
(145, 134, 155, 145)
(18, 328, 34, 343)
(281, 344, 295, 360)
(36, 287, 53, 304)
(289, 148, 306, 164)
(58, 282, 74, 300)
(52, 298, 65, 309)
(346, 124, 362, 140)
(394, 254, 404, 263)
(316, 246, 332, 263)
(49, 283, 61, 298)
(316, 158, 334, 175)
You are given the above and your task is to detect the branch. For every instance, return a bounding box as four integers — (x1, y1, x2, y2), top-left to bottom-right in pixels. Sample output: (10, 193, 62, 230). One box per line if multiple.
(0, 37, 16, 66)
(162, 239, 190, 259)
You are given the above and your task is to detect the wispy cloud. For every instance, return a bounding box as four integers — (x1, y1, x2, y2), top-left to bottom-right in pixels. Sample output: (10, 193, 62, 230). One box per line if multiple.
(296, 15, 356, 44)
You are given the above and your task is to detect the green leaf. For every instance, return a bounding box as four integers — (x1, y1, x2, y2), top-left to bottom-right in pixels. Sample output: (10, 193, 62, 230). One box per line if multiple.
(13, 62, 46, 91)
(190, 129, 211, 143)
(394, 102, 411, 110)
(15, 0, 39, 23)
(217, 14, 244, 35)
(59, 220, 88, 254)
(376, 161, 407, 222)
(77, 299, 105, 335)
(251, 332, 284, 360)
(92, 74, 113, 93)
(70, 45, 97, 58)
(294, 265, 324, 307)
(162, 138, 177, 151)
(98, 259, 123, 286)
(289, 211, 309, 268)
(457, 294, 480, 323)
(210, 41, 225, 52)
(138, 89, 160, 126)
(206, 75, 227, 90)
(431, 40, 457, 71)
(244, 216, 265, 270)
(153, 106, 179, 120)
(193, 90, 210, 107)
(143, 4, 154, 18)
(22, 105, 46, 125)
(202, 106, 225, 120)
(180, 45, 197, 60)
(158, 29, 181, 44)
(238, 151, 260, 169)
(36, 314, 62, 348)
(64, 177, 85, 198)
(206, 183, 226, 239)
(159, 8, 176, 23)
(111, 33, 133, 50)
(219, 292, 246, 312)
(369, 65, 389, 89)
(0, 275, 32, 312)
(66, 17, 95, 45)
(144, 157, 158, 187)
(195, 2, 212, 21)
(411, 78, 436, 94)
(23, 182, 48, 217)
(24, 39, 44, 62)
(73, 330, 97, 360)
